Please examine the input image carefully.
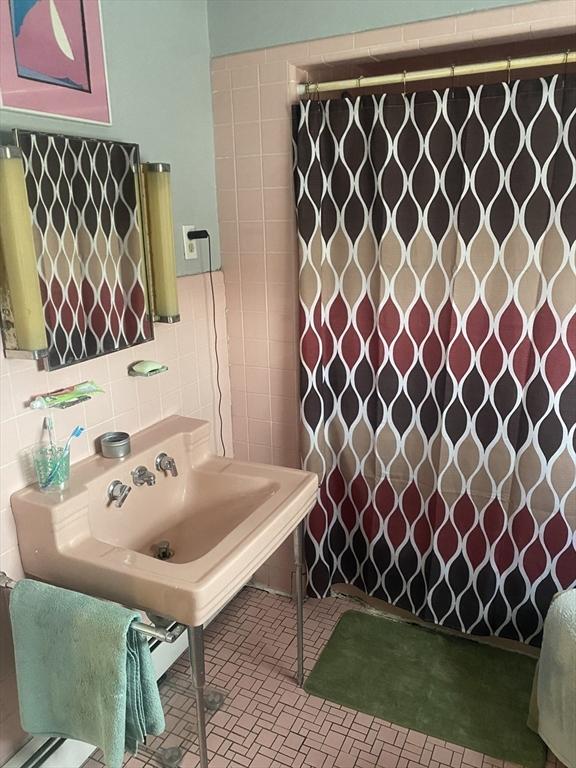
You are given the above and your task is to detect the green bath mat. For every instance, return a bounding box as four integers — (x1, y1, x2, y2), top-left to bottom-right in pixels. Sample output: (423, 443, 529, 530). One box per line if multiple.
(305, 611, 545, 768)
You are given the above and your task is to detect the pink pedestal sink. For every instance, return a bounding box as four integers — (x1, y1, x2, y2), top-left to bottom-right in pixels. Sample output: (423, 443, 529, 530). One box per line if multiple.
(11, 415, 318, 768)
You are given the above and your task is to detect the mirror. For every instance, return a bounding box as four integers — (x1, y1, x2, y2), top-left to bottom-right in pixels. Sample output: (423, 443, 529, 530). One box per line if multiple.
(14, 129, 154, 370)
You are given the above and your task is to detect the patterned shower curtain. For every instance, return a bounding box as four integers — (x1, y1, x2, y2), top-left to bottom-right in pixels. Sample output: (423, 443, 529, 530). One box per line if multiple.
(293, 75, 576, 645)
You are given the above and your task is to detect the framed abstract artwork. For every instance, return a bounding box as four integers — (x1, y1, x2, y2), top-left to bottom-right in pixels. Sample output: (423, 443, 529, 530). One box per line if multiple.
(0, 0, 110, 124)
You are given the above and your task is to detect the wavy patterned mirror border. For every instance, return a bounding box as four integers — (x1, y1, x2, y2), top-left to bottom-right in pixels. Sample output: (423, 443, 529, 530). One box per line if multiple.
(14, 129, 154, 371)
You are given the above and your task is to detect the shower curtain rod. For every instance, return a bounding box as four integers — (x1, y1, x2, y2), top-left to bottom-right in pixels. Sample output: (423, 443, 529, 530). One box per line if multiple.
(298, 50, 576, 96)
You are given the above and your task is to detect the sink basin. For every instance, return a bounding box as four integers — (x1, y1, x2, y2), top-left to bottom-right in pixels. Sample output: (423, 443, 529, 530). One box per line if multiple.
(11, 416, 318, 626)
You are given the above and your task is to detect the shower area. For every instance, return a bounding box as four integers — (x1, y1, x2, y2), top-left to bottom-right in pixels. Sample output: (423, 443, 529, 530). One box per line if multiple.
(295, 68, 575, 646)
(215, 23, 575, 648)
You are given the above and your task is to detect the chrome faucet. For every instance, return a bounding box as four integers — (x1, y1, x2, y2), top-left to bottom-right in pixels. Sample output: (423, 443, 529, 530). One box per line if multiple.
(155, 452, 178, 477)
(131, 465, 156, 487)
(108, 480, 131, 508)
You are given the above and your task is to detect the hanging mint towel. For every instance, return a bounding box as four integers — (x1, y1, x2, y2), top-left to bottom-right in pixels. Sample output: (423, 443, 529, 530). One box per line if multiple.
(9, 580, 165, 768)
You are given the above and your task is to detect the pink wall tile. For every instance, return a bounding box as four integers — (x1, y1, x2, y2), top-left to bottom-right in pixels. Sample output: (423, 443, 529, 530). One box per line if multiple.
(231, 65, 259, 89)
(236, 156, 263, 189)
(271, 395, 299, 424)
(229, 49, 266, 68)
(268, 312, 297, 342)
(211, 68, 231, 91)
(261, 118, 292, 155)
(265, 220, 297, 253)
(212, 90, 232, 124)
(263, 154, 293, 188)
(249, 443, 274, 463)
(259, 61, 290, 84)
(232, 87, 260, 122)
(238, 188, 264, 221)
(248, 418, 272, 445)
(243, 311, 269, 340)
(227, 311, 244, 339)
(266, 252, 298, 284)
(239, 221, 265, 252)
(267, 282, 297, 315)
(226, 283, 242, 312)
(308, 34, 355, 55)
(272, 446, 300, 469)
(221, 253, 240, 283)
(227, 337, 244, 366)
(231, 389, 247, 417)
(260, 84, 291, 120)
(271, 420, 299, 450)
(244, 340, 269, 368)
(264, 186, 294, 220)
(240, 252, 266, 282)
(219, 221, 239, 254)
(268, 340, 298, 371)
(215, 157, 236, 191)
(269, 368, 298, 398)
(231, 415, 248, 442)
(241, 282, 267, 314)
(233, 441, 250, 460)
(210, 56, 227, 72)
(229, 363, 246, 390)
(217, 189, 237, 222)
(244, 338, 269, 367)
(247, 392, 272, 420)
(353, 25, 404, 48)
(234, 121, 261, 156)
(214, 124, 234, 158)
(265, 41, 310, 64)
(245, 366, 270, 394)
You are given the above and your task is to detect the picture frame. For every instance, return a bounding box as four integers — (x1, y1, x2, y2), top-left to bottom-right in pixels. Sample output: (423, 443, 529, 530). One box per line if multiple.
(0, 0, 111, 124)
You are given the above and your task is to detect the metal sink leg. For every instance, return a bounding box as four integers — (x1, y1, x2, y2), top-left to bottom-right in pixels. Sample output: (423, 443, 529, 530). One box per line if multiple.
(188, 625, 209, 768)
(294, 521, 305, 687)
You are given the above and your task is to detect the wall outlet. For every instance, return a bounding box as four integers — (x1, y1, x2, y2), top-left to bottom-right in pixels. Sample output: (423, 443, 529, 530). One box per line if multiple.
(182, 225, 197, 260)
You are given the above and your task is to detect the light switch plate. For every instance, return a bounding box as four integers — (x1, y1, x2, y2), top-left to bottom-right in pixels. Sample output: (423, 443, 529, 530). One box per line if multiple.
(182, 225, 197, 260)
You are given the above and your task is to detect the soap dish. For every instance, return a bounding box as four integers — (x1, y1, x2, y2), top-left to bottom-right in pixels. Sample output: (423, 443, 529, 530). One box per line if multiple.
(128, 360, 168, 377)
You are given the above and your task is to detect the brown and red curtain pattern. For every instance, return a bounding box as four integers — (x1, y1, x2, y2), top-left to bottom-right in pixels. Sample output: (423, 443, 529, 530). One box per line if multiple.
(293, 75, 576, 645)
(16, 130, 152, 370)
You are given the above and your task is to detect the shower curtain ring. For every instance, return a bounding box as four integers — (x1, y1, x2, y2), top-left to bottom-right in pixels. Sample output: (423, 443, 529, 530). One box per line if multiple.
(356, 75, 364, 90)
(507, 57, 512, 85)
(451, 64, 456, 97)
(402, 70, 407, 96)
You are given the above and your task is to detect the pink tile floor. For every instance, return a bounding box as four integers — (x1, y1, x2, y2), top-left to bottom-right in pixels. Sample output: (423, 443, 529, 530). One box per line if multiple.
(83, 587, 563, 768)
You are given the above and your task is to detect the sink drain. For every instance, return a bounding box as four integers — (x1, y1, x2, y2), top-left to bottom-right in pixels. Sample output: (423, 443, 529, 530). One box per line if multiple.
(152, 540, 174, 560)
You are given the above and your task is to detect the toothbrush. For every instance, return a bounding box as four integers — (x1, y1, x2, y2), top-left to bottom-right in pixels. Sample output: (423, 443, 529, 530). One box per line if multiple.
(41, 425, 85, 489)
(44, 414, 56, 448)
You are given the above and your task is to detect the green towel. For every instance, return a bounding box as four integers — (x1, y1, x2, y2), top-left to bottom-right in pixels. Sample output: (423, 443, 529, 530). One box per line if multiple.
(9, 580, 165, 768)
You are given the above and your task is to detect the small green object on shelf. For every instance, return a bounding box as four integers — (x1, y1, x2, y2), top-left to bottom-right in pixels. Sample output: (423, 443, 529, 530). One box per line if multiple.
(128, 360, 168, 377)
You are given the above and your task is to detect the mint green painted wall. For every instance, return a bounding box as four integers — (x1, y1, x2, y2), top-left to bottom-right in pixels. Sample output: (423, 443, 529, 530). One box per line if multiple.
(0, 0, 219, 276)
(207, 0, 536, 56)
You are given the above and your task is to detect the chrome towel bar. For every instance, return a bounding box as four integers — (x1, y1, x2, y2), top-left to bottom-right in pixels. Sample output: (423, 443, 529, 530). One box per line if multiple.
(0, 572, 185, 644)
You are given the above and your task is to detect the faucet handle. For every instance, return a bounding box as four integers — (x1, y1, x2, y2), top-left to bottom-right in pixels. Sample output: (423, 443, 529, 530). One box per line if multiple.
(155, 452, 178, 477)
(108, 480, 131, 508)
(131, 465, 156, 486)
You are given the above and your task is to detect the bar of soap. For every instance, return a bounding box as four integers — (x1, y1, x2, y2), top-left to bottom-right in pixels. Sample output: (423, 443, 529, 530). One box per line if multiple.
(129, 360, 168, 377)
